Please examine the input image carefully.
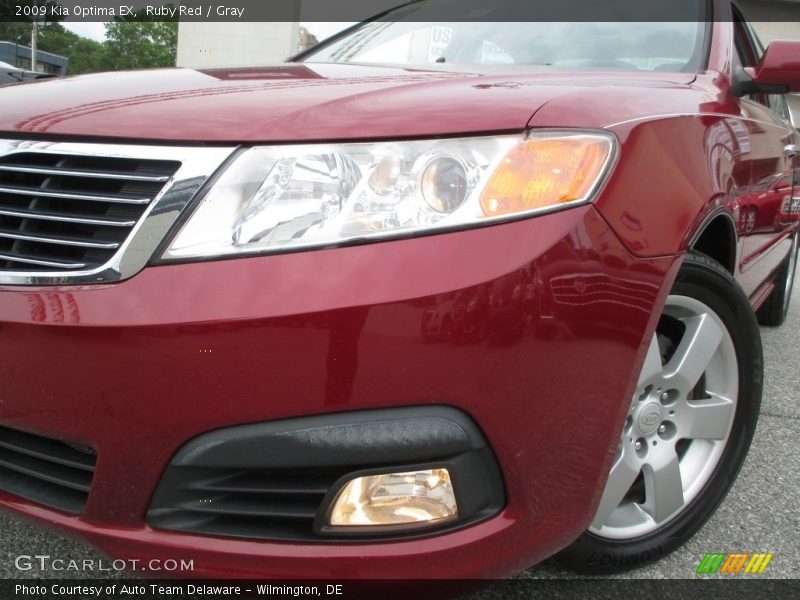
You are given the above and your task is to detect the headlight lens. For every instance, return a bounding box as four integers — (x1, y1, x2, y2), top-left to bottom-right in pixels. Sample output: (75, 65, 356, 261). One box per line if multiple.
(162, 131, 615, 260)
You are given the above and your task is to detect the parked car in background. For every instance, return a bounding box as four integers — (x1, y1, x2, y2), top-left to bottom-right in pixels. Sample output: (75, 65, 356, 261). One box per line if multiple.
(0, 60, 57, 86)
(0, 0, 797, 580)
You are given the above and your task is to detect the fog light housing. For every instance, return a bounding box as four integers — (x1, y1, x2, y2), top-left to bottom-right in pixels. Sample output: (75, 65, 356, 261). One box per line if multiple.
(328, 468, 458, 529)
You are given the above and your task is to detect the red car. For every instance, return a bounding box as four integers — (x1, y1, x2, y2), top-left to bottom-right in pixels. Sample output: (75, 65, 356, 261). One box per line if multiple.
(0, 1, 798, 579)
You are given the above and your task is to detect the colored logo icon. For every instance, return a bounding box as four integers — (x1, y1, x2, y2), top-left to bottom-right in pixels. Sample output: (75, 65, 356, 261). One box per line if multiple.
(697, 553, 774, 574)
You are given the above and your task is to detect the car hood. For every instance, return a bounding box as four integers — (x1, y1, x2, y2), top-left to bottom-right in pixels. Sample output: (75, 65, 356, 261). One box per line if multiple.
(0, 63, 696, 143)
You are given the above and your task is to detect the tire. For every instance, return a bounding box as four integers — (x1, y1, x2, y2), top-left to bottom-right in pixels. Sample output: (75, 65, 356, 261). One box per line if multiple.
(556, 252, 763, 574)
(757, 231, 798, 327)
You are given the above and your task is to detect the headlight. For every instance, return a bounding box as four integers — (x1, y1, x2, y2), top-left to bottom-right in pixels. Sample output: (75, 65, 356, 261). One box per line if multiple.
(162, 131, 615, 260)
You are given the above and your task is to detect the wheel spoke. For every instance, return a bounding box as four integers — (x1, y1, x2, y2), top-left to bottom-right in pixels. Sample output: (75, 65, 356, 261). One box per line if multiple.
(677, 393, 735, 440)
(638, 334, 664, 385)
(643, 451, 684, 523)
(662, 313, 723, 394)
(630, 502, 657, 528)
(591, 445, 641, 529)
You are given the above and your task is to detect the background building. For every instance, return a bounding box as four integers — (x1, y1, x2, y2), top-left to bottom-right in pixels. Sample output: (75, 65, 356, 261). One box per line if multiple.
(176, 22, 299, 69)
(176, 0, 301, 69)
(741, 0, 800, 37)
(0, 41, 68, 75)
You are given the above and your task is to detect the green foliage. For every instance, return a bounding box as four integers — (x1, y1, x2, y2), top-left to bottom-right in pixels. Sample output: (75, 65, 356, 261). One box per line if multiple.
(0, 21, 29, 46)
(0, 15, 177, 75)
(43, 26, 112, 74)
(0, 21, 111, 74)
(104, 20, 177, 70)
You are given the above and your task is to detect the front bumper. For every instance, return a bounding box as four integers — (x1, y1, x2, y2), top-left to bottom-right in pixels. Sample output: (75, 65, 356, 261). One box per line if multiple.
(0, 206, 678, 578)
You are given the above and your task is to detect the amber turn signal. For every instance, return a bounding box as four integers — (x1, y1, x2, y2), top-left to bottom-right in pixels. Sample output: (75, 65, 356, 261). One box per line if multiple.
(480, 135, 613, 217)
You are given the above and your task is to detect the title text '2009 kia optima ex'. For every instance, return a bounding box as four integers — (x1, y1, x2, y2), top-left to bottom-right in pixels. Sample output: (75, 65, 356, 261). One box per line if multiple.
(0, 0, 798, 579)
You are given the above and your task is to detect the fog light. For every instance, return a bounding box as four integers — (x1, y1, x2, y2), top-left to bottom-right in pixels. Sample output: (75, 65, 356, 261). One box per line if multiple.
(328, 468, 458, 528)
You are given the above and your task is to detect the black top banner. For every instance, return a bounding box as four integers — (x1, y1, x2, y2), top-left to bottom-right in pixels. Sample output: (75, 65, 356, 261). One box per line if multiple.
(0, 0, 798, 23)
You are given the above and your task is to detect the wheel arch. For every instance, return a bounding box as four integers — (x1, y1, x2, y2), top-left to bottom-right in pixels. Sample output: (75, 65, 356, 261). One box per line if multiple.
(687, 210, 738, 274)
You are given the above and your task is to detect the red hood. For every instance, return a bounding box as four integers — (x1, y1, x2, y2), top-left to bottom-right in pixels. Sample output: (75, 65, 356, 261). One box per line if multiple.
(0, 63, 696, 142)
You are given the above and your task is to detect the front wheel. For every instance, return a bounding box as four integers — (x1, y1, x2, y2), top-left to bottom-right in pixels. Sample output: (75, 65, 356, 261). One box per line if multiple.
(556, 252, 763, 574)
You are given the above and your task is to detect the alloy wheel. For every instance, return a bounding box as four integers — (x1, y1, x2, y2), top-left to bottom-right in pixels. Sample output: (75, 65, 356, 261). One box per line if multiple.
(589, 294, 738, 539)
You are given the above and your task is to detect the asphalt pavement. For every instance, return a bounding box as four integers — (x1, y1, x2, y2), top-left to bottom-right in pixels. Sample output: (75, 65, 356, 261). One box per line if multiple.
(1, 281, 798, 587)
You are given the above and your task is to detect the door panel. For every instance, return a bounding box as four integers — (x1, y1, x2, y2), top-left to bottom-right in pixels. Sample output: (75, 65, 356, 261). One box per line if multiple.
(731, 6, 799, 298)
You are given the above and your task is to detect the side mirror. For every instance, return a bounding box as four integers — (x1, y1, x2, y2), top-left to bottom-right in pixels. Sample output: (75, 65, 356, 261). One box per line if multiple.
(737, 40, 800, 96)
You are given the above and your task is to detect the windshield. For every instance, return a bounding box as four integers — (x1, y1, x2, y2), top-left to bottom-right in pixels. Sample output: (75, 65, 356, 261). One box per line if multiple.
(303, 21, 707, 73)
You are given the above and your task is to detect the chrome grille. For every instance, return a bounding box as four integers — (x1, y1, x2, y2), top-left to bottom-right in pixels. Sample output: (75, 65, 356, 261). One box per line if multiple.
(0, 152, 180, 272)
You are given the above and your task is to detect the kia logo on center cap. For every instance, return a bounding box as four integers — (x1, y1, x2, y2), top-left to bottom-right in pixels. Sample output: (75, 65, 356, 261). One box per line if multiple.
(638, 404, 662, 434)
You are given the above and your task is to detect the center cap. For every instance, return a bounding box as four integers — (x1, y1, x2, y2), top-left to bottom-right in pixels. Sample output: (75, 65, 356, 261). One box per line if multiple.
(637, 402, 662, 435)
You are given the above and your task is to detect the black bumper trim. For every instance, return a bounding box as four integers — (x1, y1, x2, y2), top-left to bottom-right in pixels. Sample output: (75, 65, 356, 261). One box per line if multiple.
(148, 406, 505, 542)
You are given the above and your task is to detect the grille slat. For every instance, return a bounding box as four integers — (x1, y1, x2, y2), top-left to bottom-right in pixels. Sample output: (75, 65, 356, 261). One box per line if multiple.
(149, 467, 346, 540)
(194, 472, 332, 496)
(0, 426, 97, 513)
(0, 251, 86, 269)
(0, 165, 170, 182)
(0, 451, 92, 493)
(0, 470, 89, 514)
(0, 152, 180, 272)
(0, 435, 95, 472)
(0, 229, 120, 249)
(0, 185, 151, 205)
(0, 208, 136, 228)
(178, 497, 320, 520)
